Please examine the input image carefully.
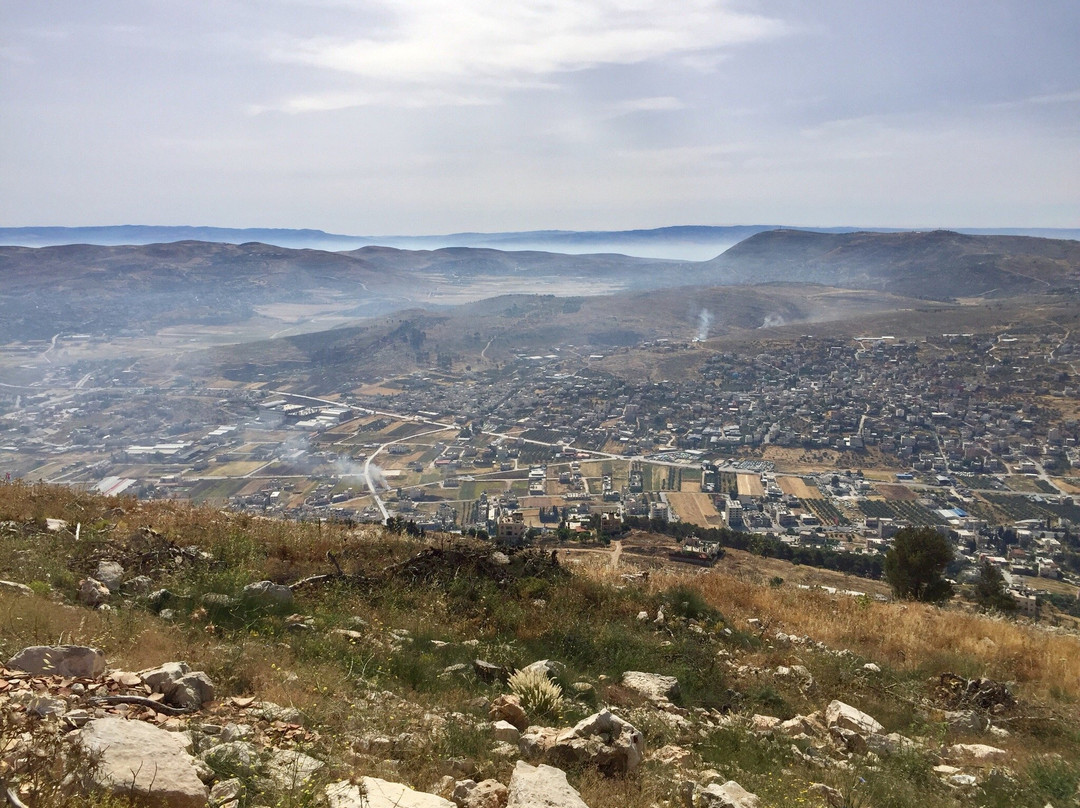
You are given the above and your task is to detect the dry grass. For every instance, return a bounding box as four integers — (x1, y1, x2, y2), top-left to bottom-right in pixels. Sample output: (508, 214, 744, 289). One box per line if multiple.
(637, 567, 1080, 703)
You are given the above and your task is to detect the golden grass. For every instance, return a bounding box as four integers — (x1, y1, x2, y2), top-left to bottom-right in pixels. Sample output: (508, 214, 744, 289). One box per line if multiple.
(637, 567, 1080, 703)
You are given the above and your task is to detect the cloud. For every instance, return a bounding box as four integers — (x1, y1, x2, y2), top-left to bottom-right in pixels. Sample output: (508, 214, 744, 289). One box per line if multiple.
(263, 0, 786, 109)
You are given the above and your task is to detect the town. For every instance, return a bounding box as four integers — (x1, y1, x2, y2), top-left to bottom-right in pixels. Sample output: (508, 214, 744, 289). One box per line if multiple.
(2, 318, 1079, 618)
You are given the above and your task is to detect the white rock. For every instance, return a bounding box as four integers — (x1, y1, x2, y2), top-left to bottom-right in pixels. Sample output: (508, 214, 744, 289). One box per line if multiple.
(326, 777, 454, 808)
(521, 659, 566, 680)
(7, 645, 106, 678)
(948, 774, 978, 788)
(0, 580, 33, 596)
(824, 700, 884, 736)
(493, 720, 521, 744)
(77, 717, 209, 808)
(78, 577, 110, 606)
(695, 780, 761, 808)
(95, 560, 125, 592)
(242, 580, 294, 605)
(452, 778, 508, 808)
(946, 743, 1008, 765)
(506, 761, 589, 808)
(862, 663, 881, 673)
(621, 670, 680, 701)
(265, 748, 325, 790)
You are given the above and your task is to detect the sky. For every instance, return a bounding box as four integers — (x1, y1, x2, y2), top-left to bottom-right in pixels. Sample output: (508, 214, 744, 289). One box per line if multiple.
(1, 0, 1078, 234)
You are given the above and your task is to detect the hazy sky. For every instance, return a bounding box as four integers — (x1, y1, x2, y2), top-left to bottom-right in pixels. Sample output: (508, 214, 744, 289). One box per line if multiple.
(2, 1, 1078, 233)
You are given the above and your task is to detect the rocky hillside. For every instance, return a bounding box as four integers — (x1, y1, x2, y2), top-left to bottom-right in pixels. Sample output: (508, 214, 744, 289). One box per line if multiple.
(703, 230, 1080, 300)
(1, 481, 1079, 808)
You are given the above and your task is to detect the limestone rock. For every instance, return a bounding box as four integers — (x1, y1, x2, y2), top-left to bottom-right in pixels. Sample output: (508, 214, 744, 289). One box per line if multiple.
(0, 580, 32, 596)
(825, 700, 884, 736)
(242, 580, 294, 605)
(549, 709, 644, 775)
(95, 560, 126, 592)
(506, 761, 589, 808)
(79, 577, 111, 606)
(326, 777, 454, 808)
(945, 710, 988, 732)
(77, 717, 209, 808)
(621, 670, 679, 701)
(493, 720, 521, 744)
(490, 694, 529, 731)
(453, 778, 509, 808)
(265, 748, 325, 790)
(521, 659, 566, 680)
(945, 743, 1008, 765)
(170, 671, 216, 709)
(694, 781, 760, 808)
(8, 645, 106, 678)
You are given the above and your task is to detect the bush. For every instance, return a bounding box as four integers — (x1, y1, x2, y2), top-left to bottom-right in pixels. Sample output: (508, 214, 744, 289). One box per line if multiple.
(509, 666, 564, 721)
(883, 527, 954, 603)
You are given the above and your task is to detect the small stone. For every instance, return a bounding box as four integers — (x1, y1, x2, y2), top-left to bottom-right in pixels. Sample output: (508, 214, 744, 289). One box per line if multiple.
(95, 560, 125, 592)
(492, 720, 520, 744)
(78, 577, 111, 607)
(7, 645, 106, 678)
(242, 580, 294, 605)
(862, 663, 881, 673)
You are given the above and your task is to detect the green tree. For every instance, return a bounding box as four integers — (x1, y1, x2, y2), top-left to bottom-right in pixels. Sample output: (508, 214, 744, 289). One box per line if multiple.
(972, 559, 1016, 612)
(883, 526, 954, 602)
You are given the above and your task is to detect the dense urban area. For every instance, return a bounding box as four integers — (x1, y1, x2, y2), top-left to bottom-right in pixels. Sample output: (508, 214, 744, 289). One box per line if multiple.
(3, 317, 1079, 618)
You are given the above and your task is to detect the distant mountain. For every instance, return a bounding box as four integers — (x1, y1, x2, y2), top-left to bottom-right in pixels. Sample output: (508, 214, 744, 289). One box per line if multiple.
(702, 229, 1080, 300)
(2, 224, 1077, 262)
(3, 231, 1079, 342)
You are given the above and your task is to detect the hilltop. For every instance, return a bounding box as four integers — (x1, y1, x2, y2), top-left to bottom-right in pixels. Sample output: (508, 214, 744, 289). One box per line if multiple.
(705, 230, 1080, 300)
(2, 481, 1079, 808)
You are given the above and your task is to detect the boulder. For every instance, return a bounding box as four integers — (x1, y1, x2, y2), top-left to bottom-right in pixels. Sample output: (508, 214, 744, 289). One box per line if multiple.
(0, 580, 32, 596)
(265, 748, 325, 790)
(825, 700, 884, 736)
(140, 662, 215, 709)
(95, 560, 126, 592)
(77, 717, 209, 808)
(945, 743, 1008, 765)
(945, 710, 988, 733)
(521, 659, 566, 680)
(453, 778, 509, 808)
(7, 645, 106, 678)
(474, 659, 507, 683)
(169, 671, 216, 709)
(550, 709, 644, 775)
(201, 741, 262, 780)
(490, 694, 529, 731)
(326, 777, 454, 808)
(506, 761, 589, 808)
(493, 720, 521, 744)
(693, 781, 760, 808)
(79, 577, 111, 606)
(621, 671, 680, 701)
(242, 580, 294, 605)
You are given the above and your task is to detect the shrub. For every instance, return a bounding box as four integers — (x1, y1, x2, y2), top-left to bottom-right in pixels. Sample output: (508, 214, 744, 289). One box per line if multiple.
(508, 666, 564, 721)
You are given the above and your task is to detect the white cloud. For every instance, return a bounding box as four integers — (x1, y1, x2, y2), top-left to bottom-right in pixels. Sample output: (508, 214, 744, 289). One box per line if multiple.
(263, 0, 785, 109)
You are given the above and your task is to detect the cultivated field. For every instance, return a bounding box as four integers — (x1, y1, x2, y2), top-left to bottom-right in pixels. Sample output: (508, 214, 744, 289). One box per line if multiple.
(665, 492, 724, 528)
(776, 475, 819, 499)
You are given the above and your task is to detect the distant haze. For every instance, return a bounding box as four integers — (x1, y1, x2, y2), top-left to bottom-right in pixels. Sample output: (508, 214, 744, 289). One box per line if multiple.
(2, 225, 1078, 262)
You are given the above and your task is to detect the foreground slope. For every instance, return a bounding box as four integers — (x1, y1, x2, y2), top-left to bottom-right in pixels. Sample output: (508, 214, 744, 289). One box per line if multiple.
(1, 482, 1078, 808)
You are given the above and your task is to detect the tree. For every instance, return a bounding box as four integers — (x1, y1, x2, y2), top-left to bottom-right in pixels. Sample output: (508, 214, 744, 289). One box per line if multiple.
(884, 526, 954, 602)
(972, 559, 1016, 612)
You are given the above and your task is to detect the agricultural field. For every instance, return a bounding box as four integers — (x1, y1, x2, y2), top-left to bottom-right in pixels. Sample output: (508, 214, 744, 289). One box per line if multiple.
(857, 498, 942, 525)
(776, 476, 819, 499)
(736, 473, 764, 498)
(665, 492, 724, 529)
(804, 498, 850, 526)
(874, 483, 918, 500)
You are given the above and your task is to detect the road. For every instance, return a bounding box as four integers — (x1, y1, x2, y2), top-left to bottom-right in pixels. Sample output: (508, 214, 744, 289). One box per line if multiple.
(363, 425, 457, 522)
